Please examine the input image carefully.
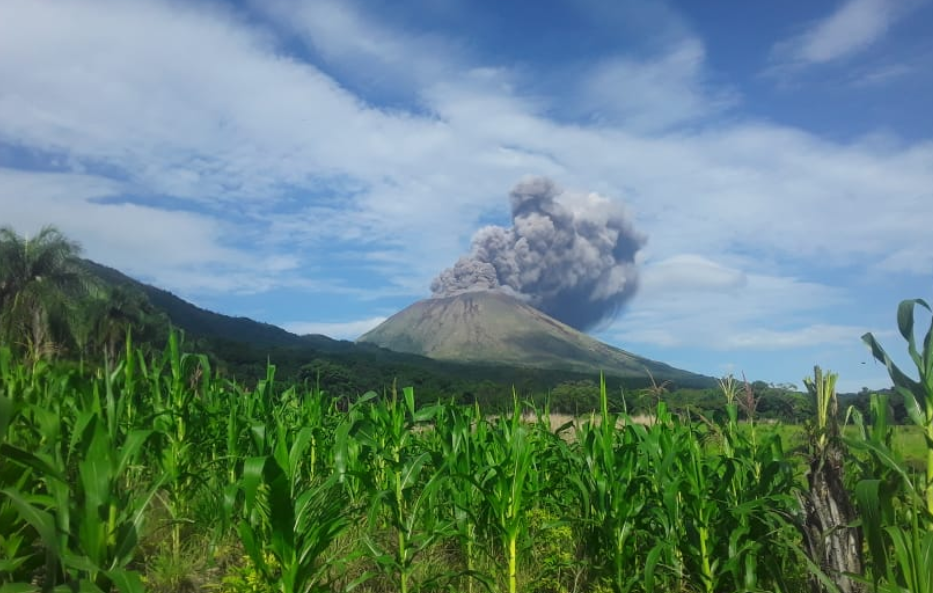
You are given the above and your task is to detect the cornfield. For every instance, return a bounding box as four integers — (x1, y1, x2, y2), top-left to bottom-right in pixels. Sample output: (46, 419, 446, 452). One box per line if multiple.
(1, 324, 931, 593)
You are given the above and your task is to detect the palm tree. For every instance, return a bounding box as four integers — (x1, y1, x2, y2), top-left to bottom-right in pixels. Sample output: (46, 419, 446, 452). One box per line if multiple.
(0, 225, 92, 360)
(94, 286, 153, 362)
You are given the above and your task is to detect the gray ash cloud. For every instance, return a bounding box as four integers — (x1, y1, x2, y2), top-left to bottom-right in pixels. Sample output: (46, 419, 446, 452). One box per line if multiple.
(430, 176, 646, 330)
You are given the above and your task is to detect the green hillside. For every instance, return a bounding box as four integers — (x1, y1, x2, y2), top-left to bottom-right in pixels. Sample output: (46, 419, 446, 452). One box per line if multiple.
(79, 261, 716, 406)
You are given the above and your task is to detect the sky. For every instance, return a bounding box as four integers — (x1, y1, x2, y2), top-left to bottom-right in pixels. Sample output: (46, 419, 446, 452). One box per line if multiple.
(1, 0, 932, 392)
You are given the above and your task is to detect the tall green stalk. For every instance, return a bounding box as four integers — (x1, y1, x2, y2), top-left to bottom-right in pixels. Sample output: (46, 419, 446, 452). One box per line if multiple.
(575, 378, 648, 593)
(863, 298, 933, 528)
(337, 386, 448, 593)
(481, 393, 537, 593)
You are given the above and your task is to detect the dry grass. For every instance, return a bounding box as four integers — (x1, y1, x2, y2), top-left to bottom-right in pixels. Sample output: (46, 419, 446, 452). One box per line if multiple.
(517, 411, 656, 433)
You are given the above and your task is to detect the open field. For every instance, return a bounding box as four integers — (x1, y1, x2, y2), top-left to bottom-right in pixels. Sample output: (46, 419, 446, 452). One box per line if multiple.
(747, 422, 929, 469)
(539, 413, 929, 470)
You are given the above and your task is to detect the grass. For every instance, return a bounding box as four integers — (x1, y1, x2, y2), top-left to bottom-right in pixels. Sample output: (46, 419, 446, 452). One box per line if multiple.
(744, 422, 929, 468)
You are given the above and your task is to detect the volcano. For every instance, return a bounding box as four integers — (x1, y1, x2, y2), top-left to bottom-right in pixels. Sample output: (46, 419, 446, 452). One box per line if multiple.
(358, 291, 707, 385)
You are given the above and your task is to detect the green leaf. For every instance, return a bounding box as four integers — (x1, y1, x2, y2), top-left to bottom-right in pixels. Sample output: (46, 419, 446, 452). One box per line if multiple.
(845, 438, 922, 507)
(0, 488, 59, 556)
(0, 583, 39, 593)
(862, 332, 921, 396)
(895, 385, 925, 429)
(105, 568, 145, 593)
(897, 299, 924, 370)
(263, 457, 295, 552)
(854, 479, 888, 579)
(0, 444, 65, 482)
(399, 452, 429, 492)
(644, 543, 664, 593)
(115, 430, 152, 476)
(403, 386, 416, 418)
(0, 396, 13, 444)
(60, 549, 98, 572)
(241, 456, 266, 511)
(77, 419, 111, 512)
(288, 427, 314, 479)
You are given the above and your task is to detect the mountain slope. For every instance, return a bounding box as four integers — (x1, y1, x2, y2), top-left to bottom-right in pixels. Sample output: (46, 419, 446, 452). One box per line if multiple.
(79, 260, 711, 390)
(358, 291, 705, 384)
(83, 260, 346, 350)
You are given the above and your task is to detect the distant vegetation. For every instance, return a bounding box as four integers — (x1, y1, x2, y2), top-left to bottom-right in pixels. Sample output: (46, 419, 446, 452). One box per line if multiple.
(0, 226, 169, 363)
(0, 226, 884, 423)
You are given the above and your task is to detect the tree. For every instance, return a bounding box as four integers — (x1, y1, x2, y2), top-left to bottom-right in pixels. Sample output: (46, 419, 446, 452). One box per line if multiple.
(97, 286, 152, 362)
(800, 366, 864, 593)
(0, 225, 92, 360)
(74, 286, 156, 363)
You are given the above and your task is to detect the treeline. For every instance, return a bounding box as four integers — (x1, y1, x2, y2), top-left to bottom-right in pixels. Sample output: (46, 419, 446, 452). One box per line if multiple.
(0, 224, 895, 424)
(0, 225, 698, 416)
(0, 226, 170, 363)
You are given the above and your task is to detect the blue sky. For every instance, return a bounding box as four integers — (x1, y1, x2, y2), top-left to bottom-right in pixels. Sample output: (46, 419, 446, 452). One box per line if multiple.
(1, 0, 932, 392)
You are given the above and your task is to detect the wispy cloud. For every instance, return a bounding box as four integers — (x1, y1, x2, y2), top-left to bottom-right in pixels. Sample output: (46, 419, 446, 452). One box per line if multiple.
(639, 254, 747, 295)
(721, 325, 869, 350)
(612, 266, 853, 351)
(774, 0, 899, 65)
(769, 0, 914, 78)
(576, 40, 737, 132)
(255, 0, 463, 96)
(0, 167, 355, 298)
(848, 62, 915, 86)
(282, 317, 387, 340)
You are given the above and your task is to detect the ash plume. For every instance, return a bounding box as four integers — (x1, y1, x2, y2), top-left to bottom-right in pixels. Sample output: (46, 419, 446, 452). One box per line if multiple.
(431, 177, 646, 330)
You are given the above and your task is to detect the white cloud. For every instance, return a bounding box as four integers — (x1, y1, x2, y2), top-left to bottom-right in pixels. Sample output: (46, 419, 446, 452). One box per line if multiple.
(4, 0, 930, 296)
(0, 0, 931, 379)
(640, 254, 747, 294)
(256, 0, 461, 93)
(874, 248, 933, 275)
(771, 0, 906, 68)
(722, 324, 867, 350)
(849, 62, 915, 86)
(0, 0, 454, 203)
(611, 267, 855, 351)
(0, 167, 323, 297)
(282, 317, 387, 340)
(577, 40, 736, 131)
(0, 168, 230, 266)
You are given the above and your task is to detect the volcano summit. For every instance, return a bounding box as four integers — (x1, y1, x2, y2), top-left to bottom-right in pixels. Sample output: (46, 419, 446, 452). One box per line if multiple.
(358, 291, 706, 385)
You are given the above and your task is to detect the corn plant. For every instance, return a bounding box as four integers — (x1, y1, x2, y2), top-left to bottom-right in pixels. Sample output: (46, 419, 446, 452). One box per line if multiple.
(862, 297, 933, 528)
(478, 394, 539, 593)
(338, 387, 450, 593)
(848, 392, 933, 593)
(1, 355, 159, 593)
(574, 379, 651, 593)
(238, 417, 352, 593)
(143, 332, 212, 558)
(520, 401, 581, 593)
(432, 401, 491, 593)
(636, 403, 690, 591)
(1, 389, 49, 585)
(718, 375, 740, 458)
(5, 327, 892, 593)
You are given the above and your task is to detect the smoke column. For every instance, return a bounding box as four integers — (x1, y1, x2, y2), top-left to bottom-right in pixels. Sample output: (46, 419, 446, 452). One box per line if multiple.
(430, 176, 646, 331)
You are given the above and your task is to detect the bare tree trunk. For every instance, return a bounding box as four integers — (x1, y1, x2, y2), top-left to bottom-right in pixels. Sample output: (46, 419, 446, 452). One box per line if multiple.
(800, 444, 864, 593)
(30, 306, 50, 362)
